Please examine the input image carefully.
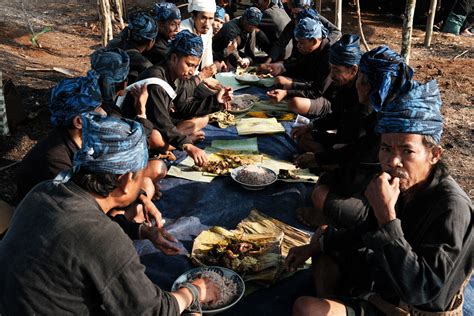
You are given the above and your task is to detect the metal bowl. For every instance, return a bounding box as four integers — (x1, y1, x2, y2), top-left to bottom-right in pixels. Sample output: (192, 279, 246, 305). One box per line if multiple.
(171, 266, 245, 314)
(231, 166, 278, 190)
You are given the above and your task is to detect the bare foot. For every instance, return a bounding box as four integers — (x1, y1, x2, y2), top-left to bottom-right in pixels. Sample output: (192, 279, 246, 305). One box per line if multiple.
(189, 130, 205, 143)
(296, 207, 329, 229)
(153, 183, 163, 201)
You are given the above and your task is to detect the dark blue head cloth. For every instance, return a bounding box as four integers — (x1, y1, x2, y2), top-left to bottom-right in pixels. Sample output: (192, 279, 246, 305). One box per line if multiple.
(128, 11, 158, 41)
(294, 17, 326, 40)
(74, 113, 148, 174)
(49, 70, 102, 128)
(91, 47, 130, 105)
(376, 80, 443, 143)
(169, 29, 203, 57)
(271, 0, 284, 8)
(153, 2, 181, 22)
(297, 8, 319, 21)
(291, 0, 312, 8)
(243, 7, 263, 26)
(215, 6, 226, 20)
(329, 34, 362, 67)
(360, 45, 414, 111)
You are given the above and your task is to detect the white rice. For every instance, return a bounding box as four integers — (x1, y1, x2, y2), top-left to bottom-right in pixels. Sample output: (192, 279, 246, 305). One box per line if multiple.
(197, 270, 238, 309)
(236, 165, 276, 185)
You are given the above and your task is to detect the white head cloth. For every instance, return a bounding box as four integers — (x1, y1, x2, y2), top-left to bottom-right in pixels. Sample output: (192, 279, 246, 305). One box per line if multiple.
(188, 0, 217, 13)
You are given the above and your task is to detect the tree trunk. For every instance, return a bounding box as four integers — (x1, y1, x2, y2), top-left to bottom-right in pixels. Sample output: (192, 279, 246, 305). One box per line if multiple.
(113, 0, 125, 30)
(355, 0, 370, 51)
(317, 0, 322, 13)
(424, 0, 437, 48)
(335, 0, 342, 30)
(98, 0, 114, 47)
(401, 0, 417, 64)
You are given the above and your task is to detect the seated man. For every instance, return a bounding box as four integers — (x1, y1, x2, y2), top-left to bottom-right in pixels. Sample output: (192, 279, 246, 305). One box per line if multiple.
(297, 46, 414, 228)
(15, 71, 104, 200)
(91, 47, 168, 188)
(1, 113, 218, 314)
(286, 80, 473, 315)
(291, 34, 367, 167)
(265, 2, 341, 63)
(119, 12, 157, 84)
(144, 2, 182, 65)
(213, 7, 263, 69)
(254, 0, 292, 60)
(266, 17, 331, 116)
(15, 72, 164, 244)
(213, 6, 226, 36)
(121, 30, 232, 167)
(180, 0, 218, 77)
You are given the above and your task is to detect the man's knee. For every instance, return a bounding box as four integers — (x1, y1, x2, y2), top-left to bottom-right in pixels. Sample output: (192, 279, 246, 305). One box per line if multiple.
(312, 185, 330, 212)
(288, 97, 311, 115)
(293, 296, 328, 316)
(145, 160, 167, 181)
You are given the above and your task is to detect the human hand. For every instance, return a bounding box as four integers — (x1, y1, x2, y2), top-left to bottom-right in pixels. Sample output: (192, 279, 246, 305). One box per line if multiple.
(259, 63, 284, 76)
(130, 84, 148, 118)
(137, 194, 163, 228)
(142, 226, 180, 255)
(294, 152, 318, 169)
(184, 144, 208, 166)
(238, 57, 251, 68)
(217, 87, 233, 106)
(202, 77, 224, 91)
(200, 64, 218, 79)
(225, 39, 238, 55)
(274, 76, 292, 89)
(266, 89, 287, 102)
(285, 243, 318, 272)
(264, 57, 272, 64)
(291, 124, 311, 140)
(364, 172, 399, 227)
(192, 278, 220, 304)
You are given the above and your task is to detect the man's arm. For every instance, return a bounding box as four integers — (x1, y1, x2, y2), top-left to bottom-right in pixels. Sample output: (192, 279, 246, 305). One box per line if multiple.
(364, 174, 473, 305)
(319, 15, 342, 45)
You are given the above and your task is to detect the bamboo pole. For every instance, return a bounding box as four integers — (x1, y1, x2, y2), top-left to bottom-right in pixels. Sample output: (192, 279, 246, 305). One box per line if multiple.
(317, 0, 322, 13)
(401, 0, 417, 64)
(355, 0, 370, 51)
(335, 0, 342, 30)
(424, 0, 437, 48)
(114, 0, 125, 30)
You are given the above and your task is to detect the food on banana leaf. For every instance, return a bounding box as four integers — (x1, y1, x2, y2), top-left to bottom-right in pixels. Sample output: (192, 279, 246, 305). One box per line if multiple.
(192, 227, 283, 282)
(277, 169, 300, 180)
(193, 152, 262, 176)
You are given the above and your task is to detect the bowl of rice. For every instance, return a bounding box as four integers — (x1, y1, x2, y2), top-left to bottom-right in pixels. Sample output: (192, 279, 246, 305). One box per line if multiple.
(235, 73, 260, 84)
(231, 165, 278, 190)
(171, 266, 245, 314)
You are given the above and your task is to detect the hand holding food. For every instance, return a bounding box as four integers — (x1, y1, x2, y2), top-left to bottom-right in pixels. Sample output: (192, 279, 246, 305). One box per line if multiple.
(266, 89, 287, 102)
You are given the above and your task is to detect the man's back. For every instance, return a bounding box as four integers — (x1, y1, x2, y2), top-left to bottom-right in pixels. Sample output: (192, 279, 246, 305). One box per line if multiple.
(0, 180, 179, 315)
(15, 129, 78, 200)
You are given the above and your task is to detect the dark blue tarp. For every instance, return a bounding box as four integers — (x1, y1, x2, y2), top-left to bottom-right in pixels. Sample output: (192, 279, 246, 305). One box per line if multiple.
(136, 86, 473, 315)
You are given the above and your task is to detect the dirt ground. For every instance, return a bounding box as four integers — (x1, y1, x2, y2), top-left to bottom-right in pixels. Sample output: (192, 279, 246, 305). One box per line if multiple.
(0, 2, 472, 204)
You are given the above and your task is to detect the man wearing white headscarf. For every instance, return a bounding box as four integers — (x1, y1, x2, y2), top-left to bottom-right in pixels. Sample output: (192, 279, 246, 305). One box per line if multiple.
(180, 0, 217, 78)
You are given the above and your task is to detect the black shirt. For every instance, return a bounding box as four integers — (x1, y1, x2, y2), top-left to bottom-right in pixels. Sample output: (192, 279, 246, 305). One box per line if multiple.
(323, 164, 473, 311)
(15, 128, 78, 199)
(0, 181, 180, 315)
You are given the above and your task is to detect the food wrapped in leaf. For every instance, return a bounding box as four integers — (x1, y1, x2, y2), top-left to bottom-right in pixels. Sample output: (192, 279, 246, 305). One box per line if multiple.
(193, 152, 263, 176)
(191, 226, 284, 283)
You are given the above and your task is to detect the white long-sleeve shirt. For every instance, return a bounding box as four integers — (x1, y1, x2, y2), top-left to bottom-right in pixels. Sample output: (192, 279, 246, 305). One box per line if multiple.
(180, 18, 214, 70)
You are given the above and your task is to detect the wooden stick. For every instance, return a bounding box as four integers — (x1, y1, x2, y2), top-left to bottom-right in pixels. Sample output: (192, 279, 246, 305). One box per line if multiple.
(401, 0, 417, 64)
(335, 0, 342, 30)
(453, 50, 469, 60)
(355, 0, 370, 51)
(424, 0, 437, 48)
